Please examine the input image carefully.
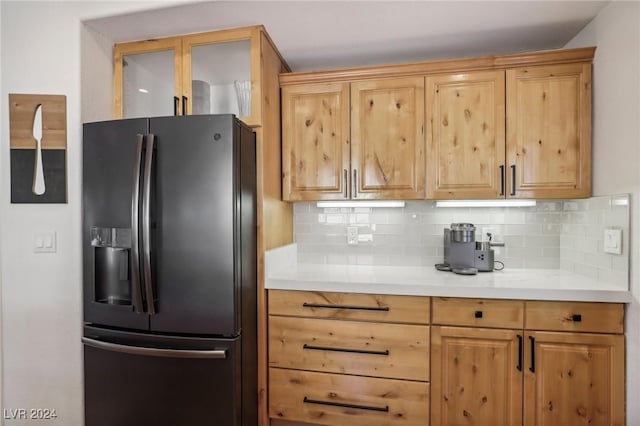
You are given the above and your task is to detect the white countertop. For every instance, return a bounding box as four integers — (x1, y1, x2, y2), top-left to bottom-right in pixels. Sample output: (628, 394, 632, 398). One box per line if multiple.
(265, 244, 632, 303)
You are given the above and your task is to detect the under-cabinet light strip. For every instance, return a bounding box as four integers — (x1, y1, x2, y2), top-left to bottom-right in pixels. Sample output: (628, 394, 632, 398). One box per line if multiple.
(316, 201, 406, 208)
(435, 200, 537, 208)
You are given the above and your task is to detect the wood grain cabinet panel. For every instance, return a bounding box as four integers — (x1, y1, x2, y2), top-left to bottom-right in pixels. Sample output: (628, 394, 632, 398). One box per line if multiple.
(281, 83, 350, 200)
(524, 331, 624, 426)
(426, 71, 506, 199)
(269, 316, 430, 381)
(351, 78, 425, 199)
(506, 63, 592, 198)
(269, 290, 430, 324)
(525, 301, 623, 334)
(431, 326, 523, 426)
(269, 368, 430, 426)
(430, 299, 625, 426)
(268, 290, 431, 425)
(432, 297, 523, 329)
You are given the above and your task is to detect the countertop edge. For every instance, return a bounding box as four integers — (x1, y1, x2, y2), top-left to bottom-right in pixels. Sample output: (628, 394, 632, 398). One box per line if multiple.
(266, 277, 632, 303)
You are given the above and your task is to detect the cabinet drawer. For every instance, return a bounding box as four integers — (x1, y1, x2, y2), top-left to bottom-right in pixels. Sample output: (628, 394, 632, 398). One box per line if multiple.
(269, 290, 429, 324)
(525, 301, 624, 334)
(269, 316, 429, 381)
(269, 368, 430, 426)
(432, 297, 524, 329)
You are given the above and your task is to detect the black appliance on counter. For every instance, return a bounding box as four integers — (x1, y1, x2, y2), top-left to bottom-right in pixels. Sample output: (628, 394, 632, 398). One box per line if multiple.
(82, 115, 256, 426)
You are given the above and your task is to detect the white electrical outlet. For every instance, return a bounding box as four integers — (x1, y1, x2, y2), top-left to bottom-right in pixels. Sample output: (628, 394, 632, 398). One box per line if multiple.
(604, 228, 622, 254)
(347, 226, 359, 245)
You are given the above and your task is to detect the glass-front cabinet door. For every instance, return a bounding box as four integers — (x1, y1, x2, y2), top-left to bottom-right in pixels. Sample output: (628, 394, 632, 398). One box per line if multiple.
(182, 27, 259, 126)
(114, 37, 182, 118)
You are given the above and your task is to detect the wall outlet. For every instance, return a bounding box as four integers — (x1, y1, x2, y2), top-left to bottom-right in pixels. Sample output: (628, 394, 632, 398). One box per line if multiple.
(347, 226, 358, 245)
(604, 228, 622, 254)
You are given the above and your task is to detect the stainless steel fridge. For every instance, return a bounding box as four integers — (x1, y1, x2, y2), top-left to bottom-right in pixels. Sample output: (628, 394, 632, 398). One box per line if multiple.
(82, 115, 256, 426)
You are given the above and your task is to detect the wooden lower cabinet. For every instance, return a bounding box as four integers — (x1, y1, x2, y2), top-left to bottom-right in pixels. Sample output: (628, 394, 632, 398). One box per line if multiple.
(431, 298, 625, 426)
(269, 368, 429, 426)
(524, 331, 625, 426)
(431, 326, 523, 426)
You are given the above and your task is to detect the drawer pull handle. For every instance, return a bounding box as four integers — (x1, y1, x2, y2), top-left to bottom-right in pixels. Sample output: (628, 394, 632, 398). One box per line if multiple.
(303, 397, 389, 413)
(303, 344, 390, 356)
(474, 310, 483, 319)
(302, 302, 390, 312)
(571, 314, 582, 322)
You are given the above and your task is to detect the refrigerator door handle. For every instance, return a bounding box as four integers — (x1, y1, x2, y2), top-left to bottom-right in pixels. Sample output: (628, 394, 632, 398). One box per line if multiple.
(130, 134, 145, 314)
(82, 337, 227, 359)
(142, 134, 156, 314)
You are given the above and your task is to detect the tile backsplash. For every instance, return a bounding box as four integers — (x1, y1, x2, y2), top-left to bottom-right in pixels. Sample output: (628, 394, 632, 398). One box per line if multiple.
(293, 194, 629, 287)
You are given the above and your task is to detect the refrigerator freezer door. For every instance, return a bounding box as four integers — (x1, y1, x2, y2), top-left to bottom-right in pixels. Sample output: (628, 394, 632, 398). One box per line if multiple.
(149, 115, 241, 336)
(83, 327, 243, 426)
(83, 119, 149, 331)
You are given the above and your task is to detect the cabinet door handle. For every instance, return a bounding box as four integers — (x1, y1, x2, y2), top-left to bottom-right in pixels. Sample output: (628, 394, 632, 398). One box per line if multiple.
(343, 169, 348, 198)
(570, 314, 582, 322)
(474, 310, 483, 319)
(517, 334, 523, 372)
(182, 96, 188, 115)
(302, 302, 389, 312)
(303, 343, 389, 356)
(499, 165, 505, 196)
(529, 335, 536, 373)
(353, 169, 358, 198)
(173, 96, 180, 116)
(303, 397, 389, 413)
(510, 165, 516, 196)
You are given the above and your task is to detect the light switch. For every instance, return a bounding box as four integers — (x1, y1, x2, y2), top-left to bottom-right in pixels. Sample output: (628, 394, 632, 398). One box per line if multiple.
(34, 231, 56, 253)
(604, 228, 622, 255)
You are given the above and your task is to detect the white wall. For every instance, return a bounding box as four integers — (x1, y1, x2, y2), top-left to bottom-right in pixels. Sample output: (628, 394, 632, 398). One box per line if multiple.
(0, 2, 190, 425)
(565, 2, 640, 423)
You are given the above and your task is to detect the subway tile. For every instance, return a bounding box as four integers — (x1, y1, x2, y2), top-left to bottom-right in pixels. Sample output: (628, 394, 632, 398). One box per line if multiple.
(597, 269, 628, 287)
(524, 235, 560, 248)
(612, 255, 629, 271)
(536, 201, 562, 211)
(524, 258, 560, 269)
(503, 235, 525, 248)
(542, 247, 560, 258)
(583, 253, 613, 270)
(504, 224, 542, 235)
(563, 201, 579, 211)
(293, 195, 629, 274)
(502, 258, 524, 269)
(293, 202, 311, 213)
(586, 196, 612, 211)
(542, 223, 563, 234)
(573, 264, 599, 280)
(505, 246, 542, 258)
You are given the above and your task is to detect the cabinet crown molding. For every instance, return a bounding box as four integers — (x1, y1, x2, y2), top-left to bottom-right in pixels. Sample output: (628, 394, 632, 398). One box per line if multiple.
(280, 46, 595, 85)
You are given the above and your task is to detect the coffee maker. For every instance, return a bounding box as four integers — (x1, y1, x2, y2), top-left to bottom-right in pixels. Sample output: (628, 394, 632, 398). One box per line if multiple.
(436, 223, 504, 275)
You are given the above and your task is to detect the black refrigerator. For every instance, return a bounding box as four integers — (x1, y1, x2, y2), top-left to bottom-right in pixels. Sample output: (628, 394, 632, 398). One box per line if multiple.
(82, 115, 257, 426)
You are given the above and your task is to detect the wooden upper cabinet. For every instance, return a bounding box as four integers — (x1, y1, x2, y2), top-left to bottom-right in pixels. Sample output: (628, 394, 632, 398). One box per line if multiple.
(114, 37, 183, 118)
(426, 71, 506, 199)
(351, 78, 425, 199)
(524, 331, 624, 426)
(281, 83, 350, 201)
(114, 26, 276, 127)
(506, 63, 592, 198)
